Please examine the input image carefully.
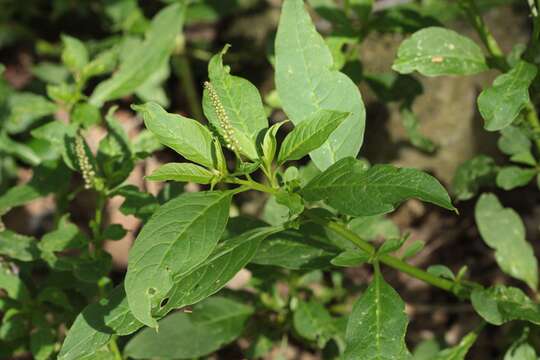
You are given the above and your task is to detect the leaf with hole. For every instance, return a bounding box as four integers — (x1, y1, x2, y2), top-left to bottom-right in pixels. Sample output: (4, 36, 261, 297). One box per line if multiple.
(125, 190, 232, 328)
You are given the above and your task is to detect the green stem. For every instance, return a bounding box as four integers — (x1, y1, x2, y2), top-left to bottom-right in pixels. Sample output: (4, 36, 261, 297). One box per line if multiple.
(458, 0, 508, 71)
(172, 55, 204, 121)
(343, 0, 350, 14)
(525, 102, 540, 152)
(90, 192, 106, 253)
(109, 336, 123, 360)
(262, 163, 279, 189)
(227, 177, 279, 195)
(460, 0, 540, 154)
(305, 211, 472, 298)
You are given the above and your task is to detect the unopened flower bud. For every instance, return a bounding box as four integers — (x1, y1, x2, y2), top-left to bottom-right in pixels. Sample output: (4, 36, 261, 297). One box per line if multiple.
(75, 135, 96, 190)
(204, 81, 242, 154)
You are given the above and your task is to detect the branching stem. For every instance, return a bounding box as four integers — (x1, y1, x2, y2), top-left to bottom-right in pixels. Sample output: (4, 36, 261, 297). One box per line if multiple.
(459, 0, 540, 154)
(235, 178, 475, 298)
(304, 211, 474, 298)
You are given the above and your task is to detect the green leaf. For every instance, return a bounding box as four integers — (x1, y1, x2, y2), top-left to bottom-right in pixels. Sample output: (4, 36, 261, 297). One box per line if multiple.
(475, 193, 538, 290)
(133, 102, 215, 168)
(61, 35, 88, 73)
(275, 191, 304, 218)
(39, 215, 87, 253)
(349, 215, 400, 241)
(6, 93, 57, 134)
(125, 297, 253, 359)
(302, 157, 455, 216)
(32, 121, 77, 154)
(400, 107, 436, 153)
(71, 103, 101, 128)
(32, 62, 69, 85)
(278, 110, 348, 164)
(146, 163, 217, 184)
(275, 0, 366, 170)
(478, 61, 537, 131)
(378, 237, 406, 256)
(90, 3, 185, 106)
(202, 45, 268, 160)
(59, 226, 277, 360)
(97, 108, 134, 187)
(452, 155, 497, 201)
(156, 225, 281, 317)
(393, 27, 488, 76)
(365, 72, 423, 104)
(0, 231, 40, 262)
(0, 309, 28, 341)
(344, 271, 410, 359)
(496, 166, 536, 190)
(74, 253, 113, 283)
(37, 287, 72, 311)
(132, 129, 163, 159)
(294, 300, 339, 348)
(0, 267, 30, 301)
(504, 339, 537, 360)
(331, 250, 370, 267)
(261, 121, 286, 167)
(350, 0, 373, 21)
(433, 331, 478, 360)
(413, 339, 440, 360)
(498, 126, 532, 156)
(0, 133, 41, 165)
(135, 63, 170, 107)
(112, 185, 159, 223)
(47, 82, 81, 104)
(427, 265, 455, 280)
(401, 240, 424, 260)
(0, 160, 70, 214)
(58, 286, 142, 360)
(252, 225, 339, 270)
(262, 195, 290, 226)
(80, 49, 118, 82)
(471, 286, 540, 325)
(100, 224, 127, 242)
(125, 190, 232, 328)
(30, 324, 56, 360)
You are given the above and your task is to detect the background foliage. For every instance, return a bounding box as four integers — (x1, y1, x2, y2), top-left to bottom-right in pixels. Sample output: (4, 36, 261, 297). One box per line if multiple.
(0, 0, 539, 359)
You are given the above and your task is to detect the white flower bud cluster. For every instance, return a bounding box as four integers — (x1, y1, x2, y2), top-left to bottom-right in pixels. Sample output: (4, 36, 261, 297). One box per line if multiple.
(75, 135, 95, 190)
(204, 81, 241, 153)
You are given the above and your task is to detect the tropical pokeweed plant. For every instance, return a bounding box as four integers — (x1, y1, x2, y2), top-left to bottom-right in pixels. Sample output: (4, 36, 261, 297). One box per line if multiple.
(1, 0, 540, 359)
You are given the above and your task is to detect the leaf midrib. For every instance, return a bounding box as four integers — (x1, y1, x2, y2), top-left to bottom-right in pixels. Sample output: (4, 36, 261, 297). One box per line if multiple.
(131, 192, 230, 271)
(280, 117, 337, 162)
(291, 3, 336, 163)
